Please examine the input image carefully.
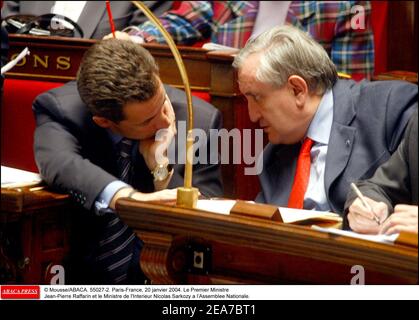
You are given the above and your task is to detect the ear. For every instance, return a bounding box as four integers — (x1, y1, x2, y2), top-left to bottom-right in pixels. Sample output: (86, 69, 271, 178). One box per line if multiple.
(287, 75, 308, 108)
(92, 115, 113, 128)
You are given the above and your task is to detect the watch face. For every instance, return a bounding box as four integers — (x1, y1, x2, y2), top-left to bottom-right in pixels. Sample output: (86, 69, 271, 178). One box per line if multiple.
(153, 164, 168, 181)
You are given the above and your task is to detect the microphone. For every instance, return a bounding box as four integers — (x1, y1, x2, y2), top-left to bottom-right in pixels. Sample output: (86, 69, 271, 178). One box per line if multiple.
(131, 1, 199, 208)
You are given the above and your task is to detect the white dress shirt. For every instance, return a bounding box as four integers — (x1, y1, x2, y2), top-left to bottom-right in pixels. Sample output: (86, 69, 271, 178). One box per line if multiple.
(304, 89, 334, 211)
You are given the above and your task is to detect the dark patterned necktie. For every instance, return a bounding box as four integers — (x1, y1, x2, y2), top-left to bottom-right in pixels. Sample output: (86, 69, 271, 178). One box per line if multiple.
(93, 138, 146, 284)
(117, 138, 133, 184)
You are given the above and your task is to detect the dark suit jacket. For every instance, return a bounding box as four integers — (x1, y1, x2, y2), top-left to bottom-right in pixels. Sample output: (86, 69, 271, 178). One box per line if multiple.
(256, 79, 418, 214)
(2, 1, 172, 39)
(33, 81, 223, 210)
(343, 110, 418, 229)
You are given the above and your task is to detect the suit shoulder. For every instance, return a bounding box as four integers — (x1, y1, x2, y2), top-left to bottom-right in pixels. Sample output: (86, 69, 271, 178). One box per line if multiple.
(34, 81, 81, 107)
(337, 79, 418, 111)
(165, 85, 221, 128)
(33, 81, 91, 129)
(358, 79, 418, 97)
(36, 80, 79, 100)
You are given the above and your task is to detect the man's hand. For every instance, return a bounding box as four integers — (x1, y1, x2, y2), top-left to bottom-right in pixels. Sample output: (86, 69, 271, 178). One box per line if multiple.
(347, 197, 389, 234)
(109, 187, 177, 209)
(130, 188, 178, 203)
(379, 205, 418, 235)
(139, 96, 177, 171)
(103, 31, 145, 44)
(103, 31, 133, 41)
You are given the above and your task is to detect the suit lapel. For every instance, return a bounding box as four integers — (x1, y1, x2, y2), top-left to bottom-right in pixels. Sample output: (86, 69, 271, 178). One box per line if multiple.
(77, 1, 106, 38)
(324, 123, 356, 192)
(324, 80, 357, 204)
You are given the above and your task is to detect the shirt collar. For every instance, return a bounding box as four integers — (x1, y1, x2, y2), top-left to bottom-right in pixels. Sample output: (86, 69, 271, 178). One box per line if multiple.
(306, 89, 334, 145)
(107, 129, 124, 146)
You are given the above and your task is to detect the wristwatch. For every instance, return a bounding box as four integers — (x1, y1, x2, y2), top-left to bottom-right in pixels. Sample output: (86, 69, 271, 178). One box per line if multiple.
(151, 163, 173, 182)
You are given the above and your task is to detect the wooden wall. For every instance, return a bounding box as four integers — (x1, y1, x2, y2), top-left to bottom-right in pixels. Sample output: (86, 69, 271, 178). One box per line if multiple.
(388, 1, 418, 72)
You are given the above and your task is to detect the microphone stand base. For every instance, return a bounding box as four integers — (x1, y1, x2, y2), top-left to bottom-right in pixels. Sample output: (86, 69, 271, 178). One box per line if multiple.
(176, 187, 199, 208)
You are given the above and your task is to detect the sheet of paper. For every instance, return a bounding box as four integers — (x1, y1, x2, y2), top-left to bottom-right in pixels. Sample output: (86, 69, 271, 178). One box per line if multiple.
(1, 165, 42, 188)
(278, 207, 342, 223)
(202, 42, 238, 54)
(196, 199, 237, 215)
(195, 200, 343, 223)
(311, 225, 399, 244)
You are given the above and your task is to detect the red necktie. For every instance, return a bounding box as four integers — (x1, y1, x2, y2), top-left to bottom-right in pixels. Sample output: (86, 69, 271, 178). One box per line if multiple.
(287, 137, 314, 209)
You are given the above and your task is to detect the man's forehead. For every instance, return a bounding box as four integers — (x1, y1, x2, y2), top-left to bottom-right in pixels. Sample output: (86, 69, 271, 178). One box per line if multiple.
(240, 52, 261, 70)
(238, 62, 259, 87)
(143, 83, 166, 106)
(238, 70, 261, 93)
(238, 68, 256, 86)
(123, 84, 164, 118)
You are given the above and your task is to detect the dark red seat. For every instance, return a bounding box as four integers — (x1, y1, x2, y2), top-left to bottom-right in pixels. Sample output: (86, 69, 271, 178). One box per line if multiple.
(1, 79, 65, 172)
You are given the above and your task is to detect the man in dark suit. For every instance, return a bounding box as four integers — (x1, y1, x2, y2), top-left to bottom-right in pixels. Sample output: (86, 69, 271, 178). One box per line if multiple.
(344, 111, 418, 235)
(232, 25, 417, 215)
(33, 39, 223, 284)
(1, 1, 172, 39)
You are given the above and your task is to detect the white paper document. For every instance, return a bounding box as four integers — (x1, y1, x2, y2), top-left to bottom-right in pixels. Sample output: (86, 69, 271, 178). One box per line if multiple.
(278, 207, 342, 224)
(311, 225, 399, 244)
(202, 42, 239, 53)
(195, 200, 343, 224)
(196, 199, 237, 215)
(1, 165, 42, 188)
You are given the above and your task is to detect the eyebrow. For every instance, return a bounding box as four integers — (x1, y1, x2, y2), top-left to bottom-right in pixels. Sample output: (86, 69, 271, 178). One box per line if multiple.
(136, 91, 166, 126)
(244, 92, 259, 99)
(237, 81, 259, 98)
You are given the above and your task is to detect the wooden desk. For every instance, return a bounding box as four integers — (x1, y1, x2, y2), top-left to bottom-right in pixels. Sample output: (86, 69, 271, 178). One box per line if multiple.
(117, 199, 418, 284)
(1, 186, 416, 285)
(372, 70, 418, 84)
(0, 187, 71, 284)
(4, 34, 260, 200)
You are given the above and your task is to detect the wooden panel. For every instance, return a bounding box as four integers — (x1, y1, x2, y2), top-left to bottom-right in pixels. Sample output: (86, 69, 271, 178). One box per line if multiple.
(387, 1, 418, 71)
(0, 187, 69, 214)
(117, 199, 418, 284)
(5, 35, 94, 82)
(0, 187, 71, 284)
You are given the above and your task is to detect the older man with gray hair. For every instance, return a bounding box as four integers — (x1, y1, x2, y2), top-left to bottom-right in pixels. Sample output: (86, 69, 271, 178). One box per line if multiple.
(233, 25, 417, 215)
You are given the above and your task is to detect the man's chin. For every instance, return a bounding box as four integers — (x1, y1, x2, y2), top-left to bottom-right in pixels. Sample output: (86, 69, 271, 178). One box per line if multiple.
(129, 133, 156, 141)
(267, 133, 281, 145)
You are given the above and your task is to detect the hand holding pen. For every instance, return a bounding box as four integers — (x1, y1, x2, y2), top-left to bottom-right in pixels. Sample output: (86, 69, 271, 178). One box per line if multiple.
(350, 183, 382, 225)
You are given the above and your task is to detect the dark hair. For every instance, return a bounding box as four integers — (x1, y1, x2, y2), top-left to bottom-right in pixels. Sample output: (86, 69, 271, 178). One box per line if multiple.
(77, 39, 159, 122)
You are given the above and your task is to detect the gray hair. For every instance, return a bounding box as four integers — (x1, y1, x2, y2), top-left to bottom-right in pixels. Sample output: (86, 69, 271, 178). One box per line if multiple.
(233, 25, 338, 95)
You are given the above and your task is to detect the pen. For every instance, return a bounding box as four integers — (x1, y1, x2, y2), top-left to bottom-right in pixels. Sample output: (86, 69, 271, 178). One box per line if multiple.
(350, 183, 381, 225)
(106, 1, 116, 38)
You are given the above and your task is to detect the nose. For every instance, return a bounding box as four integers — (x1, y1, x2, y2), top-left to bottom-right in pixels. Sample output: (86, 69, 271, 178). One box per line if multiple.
(154, 108, 171, 130)
(247, 100, 261, 123)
